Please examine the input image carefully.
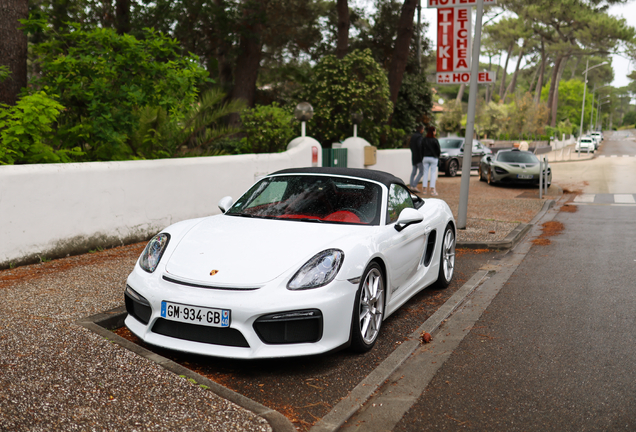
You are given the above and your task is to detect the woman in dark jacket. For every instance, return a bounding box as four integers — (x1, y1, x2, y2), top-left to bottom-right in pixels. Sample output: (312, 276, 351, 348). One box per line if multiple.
(409, 124, 424, 190)
(422, 125, 441, 195)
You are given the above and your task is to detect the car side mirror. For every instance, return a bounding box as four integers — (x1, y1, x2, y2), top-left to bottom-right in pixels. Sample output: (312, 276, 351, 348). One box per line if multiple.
(395, 208, 424, 232)
(218, 196, 233, 213)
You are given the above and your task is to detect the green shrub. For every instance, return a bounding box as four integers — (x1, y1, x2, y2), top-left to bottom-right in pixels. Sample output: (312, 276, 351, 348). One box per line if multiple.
(0, 66, 10, 83)
(622, 111, 636, 127)
(23, 19, 209, 161)
(392, 72, 433, 134)
(0, 91, 82, 164)
(302, 49, 392, 147)
(240, 103, 296, 153)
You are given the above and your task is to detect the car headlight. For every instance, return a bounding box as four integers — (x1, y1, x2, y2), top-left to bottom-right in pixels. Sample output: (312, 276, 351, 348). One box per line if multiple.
(139, 233, 170, 273)
(494, 167, 508, 174)
(287, 249, 344, 290)
(440, 152, 449, 158)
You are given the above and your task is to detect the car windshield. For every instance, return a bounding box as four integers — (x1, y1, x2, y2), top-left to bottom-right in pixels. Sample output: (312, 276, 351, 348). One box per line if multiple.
(226, 175, 382, 225)
(439, 138, 463, 149)
(496, 151, 539, 163)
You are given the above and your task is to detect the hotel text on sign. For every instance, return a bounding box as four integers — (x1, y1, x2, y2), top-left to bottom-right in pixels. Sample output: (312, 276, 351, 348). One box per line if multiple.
(436, 71, 496, 84)
(428, 0, 496, 8)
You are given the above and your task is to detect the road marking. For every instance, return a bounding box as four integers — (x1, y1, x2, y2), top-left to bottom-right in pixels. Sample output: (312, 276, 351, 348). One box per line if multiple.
(569, 194, 636, 206)
(574, 194, 595, 203)
(615, 194, 636, 204)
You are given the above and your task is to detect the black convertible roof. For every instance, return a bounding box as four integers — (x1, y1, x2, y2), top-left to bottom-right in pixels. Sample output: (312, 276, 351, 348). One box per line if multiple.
(270, 167, 405, 188)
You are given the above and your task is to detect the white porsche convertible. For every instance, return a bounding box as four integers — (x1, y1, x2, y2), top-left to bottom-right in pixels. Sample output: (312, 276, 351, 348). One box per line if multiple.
(124, 167, 456, 359)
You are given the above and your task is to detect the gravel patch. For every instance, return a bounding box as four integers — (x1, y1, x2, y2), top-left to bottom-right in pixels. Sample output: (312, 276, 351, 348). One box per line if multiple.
(456, 218, 520, 242)
(0, 244, 271, 432)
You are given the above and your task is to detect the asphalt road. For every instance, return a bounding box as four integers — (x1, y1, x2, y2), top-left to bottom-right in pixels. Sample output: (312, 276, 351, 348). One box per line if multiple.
(341, 131, 636, 431)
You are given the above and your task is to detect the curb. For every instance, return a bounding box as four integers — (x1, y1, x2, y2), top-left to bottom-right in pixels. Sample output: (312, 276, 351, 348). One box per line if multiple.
(456, 198, 555, 250)
(310, 270, 492, 432)
(76, 311, 295, 432)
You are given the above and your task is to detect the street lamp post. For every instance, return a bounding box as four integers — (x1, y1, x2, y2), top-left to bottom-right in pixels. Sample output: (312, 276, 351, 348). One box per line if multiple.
(457, 0, 485, 230)
(596, 98, 610, 130)
(578, 59, 608, 157)
(590, 84, 610, 133)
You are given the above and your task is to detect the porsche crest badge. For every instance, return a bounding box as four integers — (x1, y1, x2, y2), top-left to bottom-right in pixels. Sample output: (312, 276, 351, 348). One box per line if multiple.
(210, 270, 219, 276)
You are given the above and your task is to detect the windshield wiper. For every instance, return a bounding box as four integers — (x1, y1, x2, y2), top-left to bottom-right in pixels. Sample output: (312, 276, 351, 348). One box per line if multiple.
(227, 212, 254, 218)
(295, 218, 324, 223)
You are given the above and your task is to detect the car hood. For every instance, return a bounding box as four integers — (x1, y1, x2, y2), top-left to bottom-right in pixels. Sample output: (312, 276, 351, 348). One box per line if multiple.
(495, 161, 541, 173)
(440, 148, 461, 156)
(164, 215, 364, 288)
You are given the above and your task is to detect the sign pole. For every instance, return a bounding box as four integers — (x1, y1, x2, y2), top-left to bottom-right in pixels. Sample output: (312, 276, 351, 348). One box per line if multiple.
(457, 0, 484, 230)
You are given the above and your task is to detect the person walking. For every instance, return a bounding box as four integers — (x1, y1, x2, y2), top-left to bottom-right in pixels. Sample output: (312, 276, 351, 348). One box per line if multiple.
(422, 125, 441, 196)
(409, 124, 424, 191)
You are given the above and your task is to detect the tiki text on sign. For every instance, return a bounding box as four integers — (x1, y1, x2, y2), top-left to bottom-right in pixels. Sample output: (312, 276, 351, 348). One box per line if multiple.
(437, 8, 471, 72)
(436, 71, 496, 84)
(428, 0, 496, 8)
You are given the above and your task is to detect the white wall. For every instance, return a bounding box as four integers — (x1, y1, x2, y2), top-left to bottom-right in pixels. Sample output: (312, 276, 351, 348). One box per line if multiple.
(0, 137, 322, 268)
(550, 134, 576, 150)
(372, 149, 411, 182)
(341, 136, 412, 182)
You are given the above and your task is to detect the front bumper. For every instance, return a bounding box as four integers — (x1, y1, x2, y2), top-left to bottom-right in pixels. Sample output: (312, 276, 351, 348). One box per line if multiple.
(491, 171, 552, 185)
(124, 266, 358, 359)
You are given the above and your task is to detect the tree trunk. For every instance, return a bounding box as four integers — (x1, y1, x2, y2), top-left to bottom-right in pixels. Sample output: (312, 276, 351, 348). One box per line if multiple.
(527, 61, 539, 97)
(456, 83, 466, 103)
(388, 0, 418, 110)
(116, 0, 131, 34)
(502, 42, 525, 101)
(0, 0, 28, 106)
(550, 55, 569, 127)
(491, 54, 503, 103)
(213, 0, 234, 93)
(498, 42, 514, 99)
(485, 55, 493, 103)
(570, 55, 581, 80)
(336, 0, 349, 59)
(230, 0, 269, 123)
(546, 54, 563, 119)
(534, 38, 546, 104)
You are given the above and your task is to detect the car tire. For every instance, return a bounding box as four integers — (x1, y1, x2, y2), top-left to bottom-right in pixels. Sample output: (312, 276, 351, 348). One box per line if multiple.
(433, 224, 456, 289)
(446, 159, 459, 177)
(478, 166, 486, 182)
(487, 169, 496, 185)
(350, 262, 385, 353)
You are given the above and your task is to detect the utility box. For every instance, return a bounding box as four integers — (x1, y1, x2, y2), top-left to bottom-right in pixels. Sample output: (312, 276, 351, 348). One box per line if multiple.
(322, 148, 348, 167)
(364, 146, 377, 166)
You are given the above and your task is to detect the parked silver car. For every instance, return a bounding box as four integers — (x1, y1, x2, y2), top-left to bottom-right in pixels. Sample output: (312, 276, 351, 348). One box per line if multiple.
(438, 138, 492, 177)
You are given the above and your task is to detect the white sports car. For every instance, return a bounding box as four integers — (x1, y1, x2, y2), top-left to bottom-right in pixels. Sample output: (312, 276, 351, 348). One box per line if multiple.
(124, 167, 456, 359)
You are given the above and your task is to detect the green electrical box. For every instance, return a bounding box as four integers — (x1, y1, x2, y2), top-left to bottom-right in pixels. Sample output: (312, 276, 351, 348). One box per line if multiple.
(322, 148, 348, 167)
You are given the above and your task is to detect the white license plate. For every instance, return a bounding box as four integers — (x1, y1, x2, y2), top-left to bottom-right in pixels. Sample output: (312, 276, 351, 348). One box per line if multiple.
(161, 301, 230, 327)
(517, 174, 533, 179)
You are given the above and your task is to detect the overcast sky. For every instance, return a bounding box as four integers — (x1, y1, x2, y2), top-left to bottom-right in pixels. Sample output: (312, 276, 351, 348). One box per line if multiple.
(419, 1, 635, 88)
